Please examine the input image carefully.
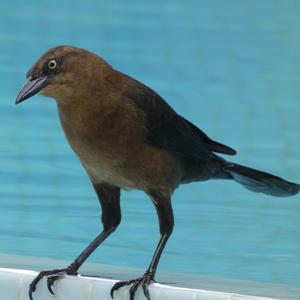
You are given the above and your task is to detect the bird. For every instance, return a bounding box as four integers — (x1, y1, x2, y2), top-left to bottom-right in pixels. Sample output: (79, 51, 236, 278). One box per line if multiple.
(16, 45, 300, 300)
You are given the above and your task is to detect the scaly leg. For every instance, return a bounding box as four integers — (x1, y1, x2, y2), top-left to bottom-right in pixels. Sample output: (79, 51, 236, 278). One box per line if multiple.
(111, 192, 174, 300)
(29, 183, 121, 300)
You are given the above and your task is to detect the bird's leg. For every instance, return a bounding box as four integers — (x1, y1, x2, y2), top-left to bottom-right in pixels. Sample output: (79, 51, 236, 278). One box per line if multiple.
(29, 184, 121, 300)
(111, 193, 173, 300)
(29, 230, 112, 299)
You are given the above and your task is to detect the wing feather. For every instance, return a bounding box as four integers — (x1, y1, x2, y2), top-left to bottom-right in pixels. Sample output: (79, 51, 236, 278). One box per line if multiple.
(118, 71, 236, 158)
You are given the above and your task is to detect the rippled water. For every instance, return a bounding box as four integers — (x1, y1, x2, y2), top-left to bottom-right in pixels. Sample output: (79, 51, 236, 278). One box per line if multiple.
(0, 0, 299, 288)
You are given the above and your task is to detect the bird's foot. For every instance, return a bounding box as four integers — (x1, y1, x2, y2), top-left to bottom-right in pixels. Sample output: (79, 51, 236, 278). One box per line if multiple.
(29, 265, 78, 300)
(111, 271, 155, 300)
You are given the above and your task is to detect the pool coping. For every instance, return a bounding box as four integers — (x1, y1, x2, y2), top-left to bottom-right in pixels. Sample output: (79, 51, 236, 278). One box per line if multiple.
(0, 253, 299, 300)
(0, 267, 280, 300)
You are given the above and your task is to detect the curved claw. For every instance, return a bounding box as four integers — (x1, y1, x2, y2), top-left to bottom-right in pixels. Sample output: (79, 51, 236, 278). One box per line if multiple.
(110, 273, 154, 300)
(28, 267, 78, 300)
(110, 281, 126, 298)
(47, 275, 61, 295)
(29, 270, 52, 300)
(110, 279, 135, 298)
(142, 281, 151, 300)
(47, 281, 55, 295)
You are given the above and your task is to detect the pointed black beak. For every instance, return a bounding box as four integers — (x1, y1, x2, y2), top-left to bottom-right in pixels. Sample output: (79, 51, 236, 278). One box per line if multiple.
(15, 75, 50, 104)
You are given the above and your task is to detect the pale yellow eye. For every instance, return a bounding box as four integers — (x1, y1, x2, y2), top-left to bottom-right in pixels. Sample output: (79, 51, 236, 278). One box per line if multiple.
(48, 59, 57, 70)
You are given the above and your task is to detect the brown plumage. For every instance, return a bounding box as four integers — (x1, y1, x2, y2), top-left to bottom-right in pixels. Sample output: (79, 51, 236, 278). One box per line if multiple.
(16, 45, 300, 300)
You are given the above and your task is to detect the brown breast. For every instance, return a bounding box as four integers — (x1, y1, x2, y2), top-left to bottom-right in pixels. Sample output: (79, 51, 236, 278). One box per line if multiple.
(57, 95, 182, 195)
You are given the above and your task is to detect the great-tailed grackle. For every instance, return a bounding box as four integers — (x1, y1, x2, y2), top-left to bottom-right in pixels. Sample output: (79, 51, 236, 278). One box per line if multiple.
(16, 45, 300, 300)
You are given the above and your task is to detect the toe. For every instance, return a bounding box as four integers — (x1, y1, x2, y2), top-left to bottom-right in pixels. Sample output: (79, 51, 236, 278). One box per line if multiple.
(110, 281, 126, 298)
(28, 271, 48, 300)
(28, 268, 74, 299)
(129, 279, 142, 300)
(29, 289, 34, 300)
(47, 275, 60, 295)
(110, 279, 136, 298)
(110, 276, 153, 300)
(142, 281, 151, 300)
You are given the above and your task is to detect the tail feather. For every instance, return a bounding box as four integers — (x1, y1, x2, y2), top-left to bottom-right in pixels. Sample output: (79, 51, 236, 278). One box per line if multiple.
(224, 162, 300, 197)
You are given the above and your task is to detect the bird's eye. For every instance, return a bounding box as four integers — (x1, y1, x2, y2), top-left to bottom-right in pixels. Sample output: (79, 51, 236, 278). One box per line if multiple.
(48, 59, 57, 70)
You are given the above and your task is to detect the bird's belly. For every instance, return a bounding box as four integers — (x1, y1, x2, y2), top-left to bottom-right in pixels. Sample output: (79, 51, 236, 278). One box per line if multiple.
(84, 160, 137, 189)
(77, 142, 182, 193)
(73, 144, 137, 189)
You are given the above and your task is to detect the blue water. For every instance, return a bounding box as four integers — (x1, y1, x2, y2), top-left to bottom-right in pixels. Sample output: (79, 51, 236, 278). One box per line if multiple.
(0, 0, 300, 288)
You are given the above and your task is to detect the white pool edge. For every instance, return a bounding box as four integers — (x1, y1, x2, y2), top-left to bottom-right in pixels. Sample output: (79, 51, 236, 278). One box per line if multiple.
(0, 267, 281, 300)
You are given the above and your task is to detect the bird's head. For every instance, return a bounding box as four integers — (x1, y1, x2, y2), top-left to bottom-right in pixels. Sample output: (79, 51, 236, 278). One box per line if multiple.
(16, 45, 110, 105)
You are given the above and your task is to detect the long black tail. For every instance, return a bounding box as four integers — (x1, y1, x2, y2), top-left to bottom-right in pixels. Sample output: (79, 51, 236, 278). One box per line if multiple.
(223, 162, 300, 197)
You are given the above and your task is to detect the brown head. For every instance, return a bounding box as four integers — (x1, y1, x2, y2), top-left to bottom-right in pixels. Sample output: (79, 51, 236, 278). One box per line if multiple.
(16, 45, 112, 105)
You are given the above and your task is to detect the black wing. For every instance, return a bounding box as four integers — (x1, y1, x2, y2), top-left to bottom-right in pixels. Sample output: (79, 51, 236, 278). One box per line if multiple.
(120, 72, 236, 159)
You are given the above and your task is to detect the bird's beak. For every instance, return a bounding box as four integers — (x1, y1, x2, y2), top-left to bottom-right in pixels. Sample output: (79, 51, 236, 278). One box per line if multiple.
(15, 75, 50, 104)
